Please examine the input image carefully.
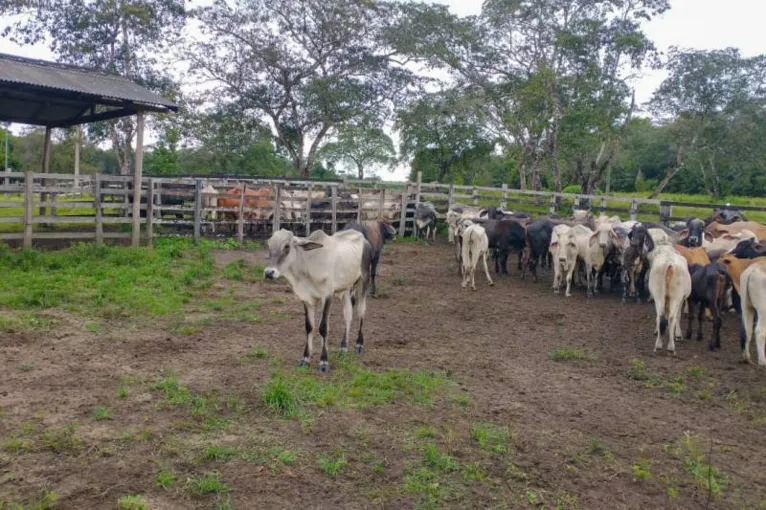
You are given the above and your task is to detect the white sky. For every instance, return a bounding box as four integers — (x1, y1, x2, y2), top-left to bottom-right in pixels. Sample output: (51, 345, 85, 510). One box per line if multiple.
(2, 0, 765, 180)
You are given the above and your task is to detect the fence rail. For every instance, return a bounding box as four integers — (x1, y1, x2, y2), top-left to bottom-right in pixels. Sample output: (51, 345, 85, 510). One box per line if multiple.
(1, 170, 765, 248)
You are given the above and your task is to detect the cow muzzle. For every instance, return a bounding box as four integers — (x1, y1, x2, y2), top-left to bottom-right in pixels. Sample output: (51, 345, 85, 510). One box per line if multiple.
(264, 267, 280, 280)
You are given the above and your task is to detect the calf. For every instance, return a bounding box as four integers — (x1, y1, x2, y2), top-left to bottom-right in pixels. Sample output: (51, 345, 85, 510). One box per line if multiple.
(674, 244, 711, 267)
(550, 224, 578, 296)
(343, 220, 396, 297)
(264, 229, 372, 372)
(706, 221, 766, 240)
(646, 244, 692, 354)
(621, 223, 654, 303)
(460, 221, 494, 290)
(482, 219, 526, 277)
(522, 219, 558, 282)
(572, 222, 619, 297)
(685, 263, 729, 350)
(728, 238, 766, 259)
(415, 202, 437, 242)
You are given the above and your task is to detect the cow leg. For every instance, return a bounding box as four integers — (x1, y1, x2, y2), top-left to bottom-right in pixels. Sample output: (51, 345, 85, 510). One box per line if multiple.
(710, 301, 722, 351)
(685, 300, 694, 340)
(370, 255, 380, 297)
(340, 292, 353, 355)
(300, 302, 316, 367)
(470, 258, 477, 291)
(565, 266, 574, 297)
(742, 304, 755, 363)
(696, 302, 705, 341)
(653, 297, 665, 353)
(585, 264, 594, 298)
(355, 287, 367, 355)
(318, 297, 332, 372)
(756, 319, 766, 367)
(482, 251, 494, 287)
(552, 261, 561, 294)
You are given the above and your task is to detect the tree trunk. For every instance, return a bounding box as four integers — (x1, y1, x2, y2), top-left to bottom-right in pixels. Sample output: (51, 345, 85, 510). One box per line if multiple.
(531, 152, 542, 193)
(517, 147, 528, 190)
(357, 163, 364, 180)
(550, 125, 561, 195)
(648, 166, 682, 198)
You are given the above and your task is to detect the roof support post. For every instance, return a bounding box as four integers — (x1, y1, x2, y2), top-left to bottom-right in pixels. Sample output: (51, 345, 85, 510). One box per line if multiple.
(39, 126, 51, 217)
(74, 125, 81, 188)
(131, 111, 145, 247)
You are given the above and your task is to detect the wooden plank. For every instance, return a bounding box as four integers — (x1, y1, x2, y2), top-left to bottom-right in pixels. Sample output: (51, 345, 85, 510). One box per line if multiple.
(0, 201, 23, 207)
(378, 187, 385, 220)
(23, 171, 33, 249)
(0, 171, 24, 178)
(0, 233, 24, 240)
(193, 179, 202, 242)
(132, 110, 145, 247)
(74, 125, 80, 188)
(237, 184, 246, 244)
(501, 183, 508, 210)
(305, 183, 312, 236)
(0, 217, 23, 223)
(0, 185, 25, 192)
(31, 216, 97, 224)
(146, 178, 154, 246)
(398, 185, 408, 238)
(331, 186, 338, 234)
(272, 184, 281, 233)
(100, 175, 135, 183)
(40, 126, 51, 217)
(95, 174, 103, 244)
(357, 187, 363, 223)
(33, 201, 95, 209)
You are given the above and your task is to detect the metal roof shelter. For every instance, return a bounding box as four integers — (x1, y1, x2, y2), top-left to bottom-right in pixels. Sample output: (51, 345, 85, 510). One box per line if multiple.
(0, 52, 178, 246)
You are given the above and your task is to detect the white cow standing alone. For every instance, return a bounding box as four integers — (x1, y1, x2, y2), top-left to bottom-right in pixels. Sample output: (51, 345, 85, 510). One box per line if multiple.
(264, 229, 373, 372)
(646, 244, 692, 354)
(460, 220, 494, 291)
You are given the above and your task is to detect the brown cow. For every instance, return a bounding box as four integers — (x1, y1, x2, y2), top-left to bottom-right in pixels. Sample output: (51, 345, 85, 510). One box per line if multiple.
(705, 221, 766, 241)
(217, 184, 275, 233)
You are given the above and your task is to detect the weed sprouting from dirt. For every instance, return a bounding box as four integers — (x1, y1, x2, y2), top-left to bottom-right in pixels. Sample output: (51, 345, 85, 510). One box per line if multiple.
(422, 443, 458, 471)
(4, 490, 60, 510)
(155, 470, 176, 489)
(415, 426, 437, 439)
(470, 422, 509, 453)
(462, 462, 486, 481)
(632, 458, 653, 481)
(17, 363, 33, 372)
(40, 423, 83, 455)
(687, 366, 705, 378)
(587, 439, 608, 456)
(187, 472, 230, 496)
(317, 451, 348, 476)
(92, 407, 113, 421)
(118, 385, 129, 399)
(262, 375, 300, 418)
(675, 432, 727, 498)
(665, 377, 687, 395)
(202, 446, 237, 462)
(222, 260, 246, 281)
(242, 346, 269, 361)
(152, 372, 192, 405)
(118, 495, 147, 510)
(548, 347, 596, 362)
(628, 359, 650, 380)
(0, 312, 53, 333)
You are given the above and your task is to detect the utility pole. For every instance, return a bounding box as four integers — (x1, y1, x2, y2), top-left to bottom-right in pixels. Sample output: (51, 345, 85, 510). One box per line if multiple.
(3, 123, 9, 186)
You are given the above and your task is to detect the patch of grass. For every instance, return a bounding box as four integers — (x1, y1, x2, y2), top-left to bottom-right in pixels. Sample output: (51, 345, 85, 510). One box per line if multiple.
(462, 462, 486, 481)
(548, 347, 596, 362)
(0, 312, 53, 333)
(152, 372, 243, 430)
(152, 372, 192, 405)
(1, 437, 34, 453)
(666, 485, 680, 500)
(85, 321, 103, 333)
(17, 363, 33, 372)
(270, 448, 298, 465)
(448, 393, 471, 408)
(92, 407, 113, 421)
(687, 366, 705, 378)
(317, 451, 347, 476)
(404, 467, 446, 509)
(222, 260, 246, 281)
(118, 385, 129, 399)
(470, 422, 509, 453)
(40, 423, 83, 455)
(242, 346, 269, 361)
(4, 490, 60, 510)
(554, 490, 580, 510)
(665, 377, 687, 395)
(422, 443, 458, 471)
(632, 458, 653, 481)
(678, 432, 727, 498)
(118, 495, 147, 510)
(155, 470, 176, 489)
(415, 426, 437, 439)
(202, 446, 237, 462)
(261, 362, 448, 419)
(628, 358, 650, 381)
(526, 489, 538, 505)
(0, 239, 213, 317)
(587, 439, 608, 457)
(187, 472, 230, 496)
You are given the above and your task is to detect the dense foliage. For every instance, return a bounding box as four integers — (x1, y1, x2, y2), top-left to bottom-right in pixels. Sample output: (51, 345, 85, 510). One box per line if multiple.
(1, 0, 764, 196)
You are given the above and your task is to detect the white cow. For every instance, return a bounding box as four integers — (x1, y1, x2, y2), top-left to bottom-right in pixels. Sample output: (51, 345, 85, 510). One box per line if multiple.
(648, 228, 674, 247)
(740, 262, 766, 367)
(572, 222, 619, 297)
(264, 229, 372, 372)
(646, 244, 692, 354)
(460, 221, 494, 291)
(705, 230, 756, 255)
(550, 224, 579, 297)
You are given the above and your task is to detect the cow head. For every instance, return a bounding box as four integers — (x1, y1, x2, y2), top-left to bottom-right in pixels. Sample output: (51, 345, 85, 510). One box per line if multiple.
(678, 218, 708, 247)
(551, 230, 577, 267)
(589, 221, 618, 250)
(380, 220, 397, 242)
(264, 229, 323, 280)
(728, 238, 766, 259)
(628, 223, 654, 253)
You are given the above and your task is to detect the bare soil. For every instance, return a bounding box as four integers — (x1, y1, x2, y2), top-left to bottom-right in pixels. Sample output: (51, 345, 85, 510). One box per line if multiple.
(2, 240, 766, 509)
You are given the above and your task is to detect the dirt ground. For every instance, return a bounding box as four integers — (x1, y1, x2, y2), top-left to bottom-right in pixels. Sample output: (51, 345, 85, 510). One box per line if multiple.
(2, 239, 766, 509)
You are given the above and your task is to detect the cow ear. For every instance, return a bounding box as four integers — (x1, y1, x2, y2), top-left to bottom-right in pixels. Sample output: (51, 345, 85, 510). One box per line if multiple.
(627, 230, 634, 241)
(550, 241, 559, 249)
(755, 243, 766, 253)
(589, 232, 599, 246)
(295, 239, 323, 251)
(704, 232, 714, 243)
(678, 229, 689, 240)
(644, 234, 655, 252)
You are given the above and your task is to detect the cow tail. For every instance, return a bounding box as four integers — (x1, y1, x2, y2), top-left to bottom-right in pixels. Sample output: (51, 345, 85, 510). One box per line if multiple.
(660, 265, 675, 334)
(715, 272, 726, 311)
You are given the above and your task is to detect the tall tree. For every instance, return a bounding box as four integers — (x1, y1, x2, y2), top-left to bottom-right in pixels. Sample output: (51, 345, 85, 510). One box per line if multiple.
(319, 127, 396, 180)
(188, 0, 415, 178)
(2, 0, 186, 174)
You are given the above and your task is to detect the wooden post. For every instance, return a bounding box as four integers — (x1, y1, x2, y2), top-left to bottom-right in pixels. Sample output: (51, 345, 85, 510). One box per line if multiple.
(271, 184, 281, 234)
(146, 178, 154, 246)
(377, 188, 385, 220)
(331, 186, 338, 234)
(193, 178, 202, 242)
(94, 173, 103, 245)
(237, 183, 246, 244)
(630, 199, 638, 221)
(357, 187, 363, 223)
(472, 186, 479, 206)
(398, 184, 409, 238)
(549, 193, 557, 215)
(415, 171, 422, 208)
(74, 125, 81, 189)
(131, 111, 145, 247)
(500, 183, 508, 210)
(40, 126, 51, 217)
(600, 197, 607, 213)
(660, 201, 671, 224)
(305, 184, 312, 236)
(23, 171, 33, 249)
(50, 192, 57, 217)
(448, 184, 454, 209)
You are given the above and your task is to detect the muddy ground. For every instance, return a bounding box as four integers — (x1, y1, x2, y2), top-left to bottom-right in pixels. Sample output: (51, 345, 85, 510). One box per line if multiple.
(2, 240, 766, 509)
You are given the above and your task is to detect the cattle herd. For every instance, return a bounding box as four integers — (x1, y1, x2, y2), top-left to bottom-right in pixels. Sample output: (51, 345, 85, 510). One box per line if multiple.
(264, 199, 766, 373)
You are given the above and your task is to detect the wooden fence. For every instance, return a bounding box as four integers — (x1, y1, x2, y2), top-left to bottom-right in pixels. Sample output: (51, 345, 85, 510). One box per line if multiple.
(2, 170, 765, 248)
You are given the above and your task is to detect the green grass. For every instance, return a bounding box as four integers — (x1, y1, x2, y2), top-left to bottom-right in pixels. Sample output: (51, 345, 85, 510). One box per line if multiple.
(261, 361, 448, 419)
(678, 432, 727, 498)
(0, 312, 53, 333)
(422, 443, 458, 471)
(317, 451, 347, 476)
(155, 470, 176, 489)
(632, 458, 653, 481)
(0, 239, 213, 317)
(242, 346, 269, 361)
(202, 446, 237, 462)
(404, 467, 447, 509)
(187, 472, 230, 496)
(40, 423, 83, 455)
(548, 347, 597, 362)
(118, 495, 147, 510)
(687, 367, 705, 378)
(91, 407, 113, 421)
(414, 426, 437, 439)
(469, 422, 509, 453)
(1, 490, 60, 510)
(628, 358, 650, 381)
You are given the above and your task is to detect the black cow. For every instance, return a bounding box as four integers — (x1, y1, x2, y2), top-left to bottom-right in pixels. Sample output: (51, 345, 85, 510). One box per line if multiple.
(686, 263, 729, 350)
(415, 202, 437, 242)
(709, 208, 745, 225)
(621, 223, 653, 304)
(728, 238, 766, 259)
(481, 219, 526, 277)
(677, 218, 707, 248)
(522, 219, 558, 282)
(343, 220, 396, 296)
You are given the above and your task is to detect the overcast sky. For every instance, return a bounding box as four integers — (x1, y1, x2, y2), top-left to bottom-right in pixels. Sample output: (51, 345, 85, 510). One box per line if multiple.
(2, 0, 765, 180)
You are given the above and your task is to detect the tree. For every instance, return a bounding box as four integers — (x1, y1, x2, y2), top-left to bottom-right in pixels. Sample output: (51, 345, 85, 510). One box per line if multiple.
(2, 0, 186, 175)
(648, 47, 766, 197)
(188, 0, 415, 179)
(319, 127, 395, 180)
(1, 124, 21, 171)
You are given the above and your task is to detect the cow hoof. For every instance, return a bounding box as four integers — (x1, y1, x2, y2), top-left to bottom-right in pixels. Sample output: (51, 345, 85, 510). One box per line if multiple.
(471, 287, 477, 291)
(554, 289, 560, 295)
(319, 362, 329, 373)
(488, 282, 494, 287)
(620, 298, 626, 305)
(297, 360, 309, 368)
(668, 349, 676, 356)
(356, 344, 364, 355)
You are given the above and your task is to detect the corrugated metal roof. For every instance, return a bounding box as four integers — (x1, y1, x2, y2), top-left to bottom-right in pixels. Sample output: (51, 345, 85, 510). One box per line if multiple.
(0, 53, 178, 110)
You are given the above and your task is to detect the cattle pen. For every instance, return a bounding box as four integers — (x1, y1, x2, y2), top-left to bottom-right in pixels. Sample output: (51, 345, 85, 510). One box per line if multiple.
(3, 170, 766, 249)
